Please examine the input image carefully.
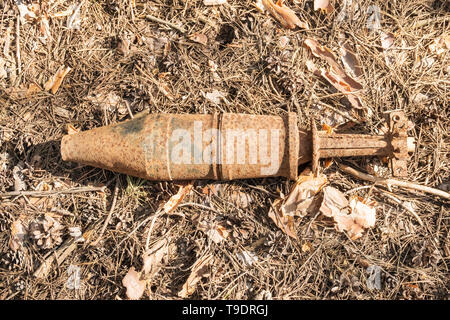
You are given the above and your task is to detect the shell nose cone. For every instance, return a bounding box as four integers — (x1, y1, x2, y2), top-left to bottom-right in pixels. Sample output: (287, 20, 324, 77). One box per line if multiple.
(60, 118, 149, 179)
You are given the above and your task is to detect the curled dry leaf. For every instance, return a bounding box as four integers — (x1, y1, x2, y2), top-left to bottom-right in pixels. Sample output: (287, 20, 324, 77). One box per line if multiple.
(86, 91, 127, 114)
(17, 3, 38, 22)
(198, 220, 229, 244)
(268, 168, 327, 239)
(428, 34, 450, 56)
(230, 189, 253, 208)
(189, 32, 208, 46)
(314, 0, 333, 14)
(319, 187, 376, 240)
(320, 186, 348, 218)
(379, 32, 408, 67)
(208, 60, 221, 82)
(9, 219, 27, 251)
(262, 0, 309, 30)
(203, 90, 229, 105)
(178, 253, 214, 298)
(304, 39, 364, 110)
(67, 124, 79, 135)
(254, 0, 265, 13)
(122, 267, 146, 300)
(349, 197, 376, 229)
(39, 13, 51, 41)
(0, 58, 6, 79)
(27, 83, 42, 96)
(339, 44, 363, 80)
(236, 250, 258, 267)
(163, 182, 193, 214)
(142, 239, 169, 278)
(44, 66, 71, 94)
(117, 37, 131, 56)
(67, 2, 83, 30)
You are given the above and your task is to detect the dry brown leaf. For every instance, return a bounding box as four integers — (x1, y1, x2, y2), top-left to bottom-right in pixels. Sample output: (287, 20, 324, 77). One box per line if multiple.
(178, 253, 214, 298)
(254, 0, 266, 12)
(9, 219, 26, 251)
(304, 38, 364, 110)
(203, 90, 229, 105)
(17, 3, 38, 22)
(319, 187, 376, 240)
(67, 124, 79, 135)
(304, 39, 363, 91)
(283, 169, 328, 217)
(117, 37, 130, 55)
(262, 0, 309, 29)
(301, 241, 311, 253)
(122, 267, 146, 300)
(320, 186, 348, 218)
(268, 168, 327, 239)
(314, 0, 333, 14)
(86, 91, 127, 114)
(44, 66, 71, 94)
(26, 83, 42, 96)
(198, 221, 229, 244)
(142, 239, 169, 278)
(67, 2, 82, 30)
(428, 34, 450, 56)
(268, 198, 297, 238)
(379, 32, 407, 67)
(230, 189, 253, 209)
(5, 83, 41, 99)
(320, 69, 364, 109)
(339, 44, 363, 80)
(189, 32, 208, 46)
(39, 14, 51, 41)
(349, 197, 376, 229)
(163, 182, 193, 214)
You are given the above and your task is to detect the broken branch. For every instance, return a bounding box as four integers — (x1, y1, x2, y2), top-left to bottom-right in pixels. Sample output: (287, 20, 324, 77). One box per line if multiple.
(0, 186, 106, 198)
(338, 164, 450, 200)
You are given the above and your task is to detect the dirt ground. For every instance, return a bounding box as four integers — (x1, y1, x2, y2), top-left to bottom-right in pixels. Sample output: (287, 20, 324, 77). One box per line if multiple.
(0, 0, 449, 300)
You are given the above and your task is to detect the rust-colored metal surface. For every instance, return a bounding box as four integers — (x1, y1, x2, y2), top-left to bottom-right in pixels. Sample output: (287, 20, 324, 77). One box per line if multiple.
(62, 112, 298, 181)
(311, 111, 413, 176)
(61, 111, 414, 181)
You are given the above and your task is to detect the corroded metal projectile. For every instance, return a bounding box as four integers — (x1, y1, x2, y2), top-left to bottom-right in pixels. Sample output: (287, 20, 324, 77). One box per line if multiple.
(61, 111, 415, 181)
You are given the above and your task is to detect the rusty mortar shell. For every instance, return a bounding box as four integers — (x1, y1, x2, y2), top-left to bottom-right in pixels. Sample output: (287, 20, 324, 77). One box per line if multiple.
(61, 112, 299, 181)
(61, 112, 415, 181)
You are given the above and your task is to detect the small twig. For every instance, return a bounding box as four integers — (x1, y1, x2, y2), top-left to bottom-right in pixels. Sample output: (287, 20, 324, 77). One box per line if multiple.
(144, 14, 186, 34)
(374, 188, 423, 226)
(338, 164, 450, 200)
(412, 16, 448, 29)
(91, 177, 119, 246)
(124, 100, 134, 119)
(0, 186, 107, 198)
(34, 227, 97, 279)
(145, 210, 165, 251)
(15, 16, 21, 84)
(178, 202, 222, 214)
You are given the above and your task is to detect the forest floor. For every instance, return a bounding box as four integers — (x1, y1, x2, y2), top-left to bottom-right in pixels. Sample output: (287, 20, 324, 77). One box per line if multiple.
(0, 0, 449, 299)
